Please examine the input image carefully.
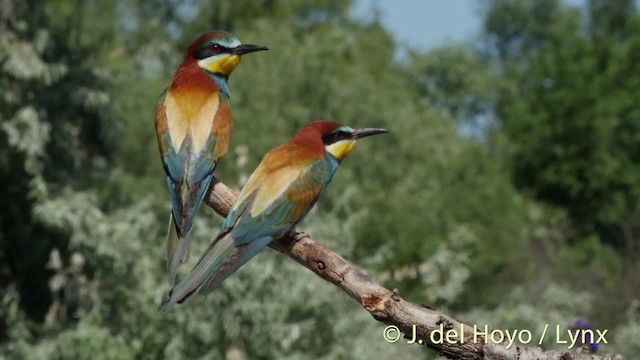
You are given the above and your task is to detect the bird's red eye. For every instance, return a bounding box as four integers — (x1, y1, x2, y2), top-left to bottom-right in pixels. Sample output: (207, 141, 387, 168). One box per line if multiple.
(322, 130, 352, 145)
(193, 43, 226, 60)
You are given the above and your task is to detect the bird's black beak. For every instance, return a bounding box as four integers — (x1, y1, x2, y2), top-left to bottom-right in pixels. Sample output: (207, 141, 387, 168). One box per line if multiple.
(353, 128, 390, 139)
(231, 44, 269, 55)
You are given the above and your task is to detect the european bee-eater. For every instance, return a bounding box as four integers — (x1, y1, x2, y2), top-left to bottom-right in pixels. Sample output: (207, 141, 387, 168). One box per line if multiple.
(155, 30, 267, 283)
(161, 121, 389, 312)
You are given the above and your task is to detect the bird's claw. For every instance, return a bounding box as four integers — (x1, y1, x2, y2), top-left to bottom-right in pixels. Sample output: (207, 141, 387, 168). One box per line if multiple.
(292, 231, 310, 242)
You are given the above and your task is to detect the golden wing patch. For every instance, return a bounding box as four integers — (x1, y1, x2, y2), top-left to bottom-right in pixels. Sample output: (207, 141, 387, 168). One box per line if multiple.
(165, 90, 220, 153)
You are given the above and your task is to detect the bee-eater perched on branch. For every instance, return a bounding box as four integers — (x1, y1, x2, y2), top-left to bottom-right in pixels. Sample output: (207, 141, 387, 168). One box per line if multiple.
(155, 31, 268, 284)
(161, 121, 389, 312)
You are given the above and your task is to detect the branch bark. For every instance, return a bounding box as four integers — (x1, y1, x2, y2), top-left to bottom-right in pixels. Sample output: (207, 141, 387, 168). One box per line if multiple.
(204, 178, 625, 360)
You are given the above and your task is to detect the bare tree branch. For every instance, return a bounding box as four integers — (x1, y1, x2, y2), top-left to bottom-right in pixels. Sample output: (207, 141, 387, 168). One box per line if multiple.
(204, 178, 625, 360)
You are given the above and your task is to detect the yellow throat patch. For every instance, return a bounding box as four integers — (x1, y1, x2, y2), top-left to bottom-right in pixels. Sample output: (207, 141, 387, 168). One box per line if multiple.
(325, 140, 357, 161)
(199, 55, 241, 76)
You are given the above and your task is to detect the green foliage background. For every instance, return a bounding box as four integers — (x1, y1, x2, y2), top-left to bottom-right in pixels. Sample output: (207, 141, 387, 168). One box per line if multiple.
(1, 0, 639, 358)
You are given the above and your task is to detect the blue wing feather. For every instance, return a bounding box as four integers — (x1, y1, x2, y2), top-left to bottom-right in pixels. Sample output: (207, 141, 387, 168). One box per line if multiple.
(161, 131, 217, 235)
(161, 160, 331, 310)
(233, 160, 328, 244)
(158, 93, 220, 284)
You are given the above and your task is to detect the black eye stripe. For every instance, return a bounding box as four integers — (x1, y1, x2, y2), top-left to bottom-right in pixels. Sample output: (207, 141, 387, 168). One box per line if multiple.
(322, 130, 352, 145)
(193, 43, 228, 60)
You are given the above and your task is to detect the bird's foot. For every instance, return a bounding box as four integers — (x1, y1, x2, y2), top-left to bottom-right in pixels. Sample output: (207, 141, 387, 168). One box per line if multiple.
(289, 230, 310, 242)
